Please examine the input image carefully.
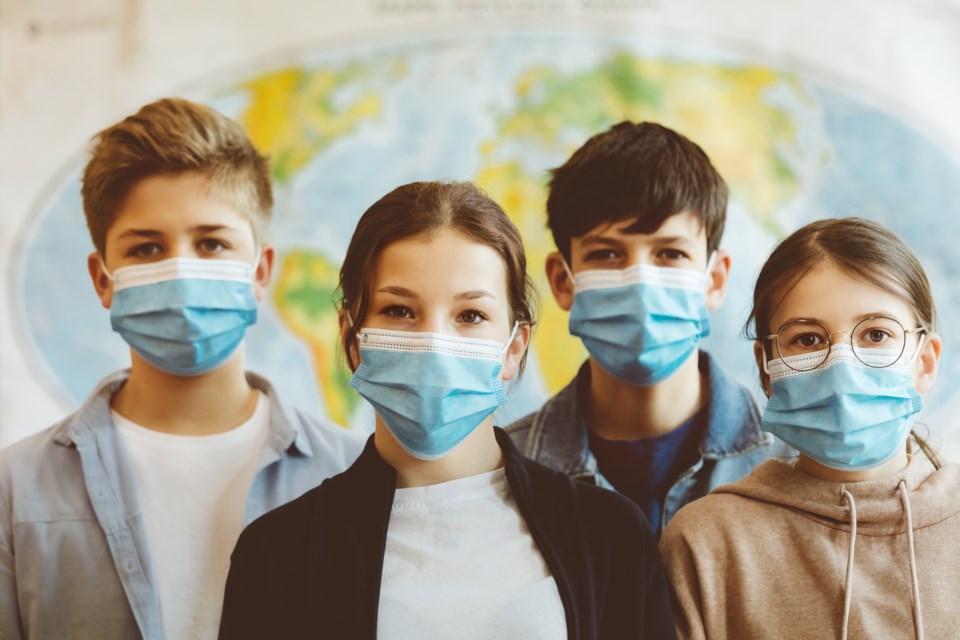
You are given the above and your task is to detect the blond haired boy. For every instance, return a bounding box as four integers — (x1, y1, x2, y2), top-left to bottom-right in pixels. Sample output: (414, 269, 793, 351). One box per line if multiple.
(0, 98, 365, 639)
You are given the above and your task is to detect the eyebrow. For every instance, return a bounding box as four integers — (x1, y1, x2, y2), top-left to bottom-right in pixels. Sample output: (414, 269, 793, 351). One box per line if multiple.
(777, 312, 909, 327)
(376, 286, 495, 302)
(579, 235, 622, 247)
(455, 290, 495, 301)
(579, 233, 696, 246)
(377, 286, 419, 299)
(852, 311, 909, 323)
(115, 224, 239, 240)
(117, 228, 164, 240)
(651, 235, 696, 246)
(192, 224, 236, 234)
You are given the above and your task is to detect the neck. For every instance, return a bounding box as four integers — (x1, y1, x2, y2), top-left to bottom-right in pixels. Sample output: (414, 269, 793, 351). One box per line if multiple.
(795, 448, 910, 482)
(586, 349, 705, 440)
(111, 347, 259, 436)
(375, 418, 504, 488)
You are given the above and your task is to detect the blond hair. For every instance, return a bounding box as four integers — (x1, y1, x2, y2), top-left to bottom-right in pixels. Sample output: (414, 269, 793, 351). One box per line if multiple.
(81, 97, 273, 255)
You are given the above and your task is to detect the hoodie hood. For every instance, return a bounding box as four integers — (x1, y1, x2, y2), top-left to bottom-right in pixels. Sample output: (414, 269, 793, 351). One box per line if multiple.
(713, 453, 960, 536)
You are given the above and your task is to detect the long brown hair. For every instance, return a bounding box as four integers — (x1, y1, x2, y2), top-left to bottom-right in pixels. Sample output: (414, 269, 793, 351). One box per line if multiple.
(336, 181, 537, 372)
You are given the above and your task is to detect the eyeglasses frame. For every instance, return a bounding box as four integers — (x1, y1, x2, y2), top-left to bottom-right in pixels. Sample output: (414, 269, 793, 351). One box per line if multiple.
(762, 315, 927, 374)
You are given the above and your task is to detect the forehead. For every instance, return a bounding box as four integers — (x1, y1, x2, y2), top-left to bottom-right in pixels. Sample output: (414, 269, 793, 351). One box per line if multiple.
(372, 228, 508, 294)
(770, 263, 918, 330)
(576, 210, 705, 243)
(108, 172, 256, 237)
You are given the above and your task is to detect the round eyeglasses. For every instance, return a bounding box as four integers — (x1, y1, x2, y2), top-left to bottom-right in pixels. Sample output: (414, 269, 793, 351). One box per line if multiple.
(765, 316, 926, 372)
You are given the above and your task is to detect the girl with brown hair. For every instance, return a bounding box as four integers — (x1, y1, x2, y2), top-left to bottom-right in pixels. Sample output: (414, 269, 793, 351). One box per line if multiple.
(219, 181, 675, 639)
(660, 217, 960, 639)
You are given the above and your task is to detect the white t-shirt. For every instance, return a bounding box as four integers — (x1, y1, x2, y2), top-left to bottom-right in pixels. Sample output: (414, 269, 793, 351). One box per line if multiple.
(377, 468, 567, 640)
(113, 392, 271, 640)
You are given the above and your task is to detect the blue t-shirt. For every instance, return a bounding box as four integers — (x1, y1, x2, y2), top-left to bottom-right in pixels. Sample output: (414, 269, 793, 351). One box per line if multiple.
(587, 410, 706, 536)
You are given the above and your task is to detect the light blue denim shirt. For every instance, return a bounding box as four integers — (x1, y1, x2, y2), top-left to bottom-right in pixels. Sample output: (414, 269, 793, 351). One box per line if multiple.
(507, 352, 791, 529)
(0, 370, 366, 640)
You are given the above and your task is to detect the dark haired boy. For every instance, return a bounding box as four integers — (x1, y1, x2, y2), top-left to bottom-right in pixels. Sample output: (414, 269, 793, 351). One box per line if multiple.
(508, 121, 784, 535)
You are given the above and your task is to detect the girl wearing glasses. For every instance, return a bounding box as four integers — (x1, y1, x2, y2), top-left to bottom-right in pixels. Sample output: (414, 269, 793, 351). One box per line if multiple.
(219, 182, 676, 639)
(660, 217, 960, 639)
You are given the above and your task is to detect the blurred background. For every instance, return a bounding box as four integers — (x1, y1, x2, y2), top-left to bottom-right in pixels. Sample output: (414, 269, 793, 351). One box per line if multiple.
(2, 0, 959, 456)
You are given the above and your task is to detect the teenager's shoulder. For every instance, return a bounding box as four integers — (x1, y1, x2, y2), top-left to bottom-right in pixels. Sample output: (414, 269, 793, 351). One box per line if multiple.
(661, 479, 772, 555)
(0, 398, 103, 482)
(249, 371, 367, 464)
(518, 452, 654, 537)
(239, 438, 381, 540)
(0, 421, 72, 481)
(285, 406, 368, 459)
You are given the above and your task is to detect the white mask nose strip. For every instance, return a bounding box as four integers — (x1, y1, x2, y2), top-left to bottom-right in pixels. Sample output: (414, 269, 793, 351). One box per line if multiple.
(109, 255, 259, 292)
(767, 343, 912, 380)
(573, 262, 707, 293)
(356, 328, 511, 362)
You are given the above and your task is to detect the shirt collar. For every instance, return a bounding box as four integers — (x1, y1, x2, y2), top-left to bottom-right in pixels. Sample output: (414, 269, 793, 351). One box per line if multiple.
(524, 352, 769, 471)
(54, 369, 314, 458)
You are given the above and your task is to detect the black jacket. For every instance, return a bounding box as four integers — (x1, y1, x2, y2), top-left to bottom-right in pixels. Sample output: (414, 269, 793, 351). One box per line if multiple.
(219, 428, 676, 639)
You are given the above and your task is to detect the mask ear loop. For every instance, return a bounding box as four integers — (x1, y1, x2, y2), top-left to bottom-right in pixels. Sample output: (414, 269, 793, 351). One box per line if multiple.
(907, 332, 927, 364)
(345, 311, 367, 345)
(761, 335, 778, 375)
(498, 321, 523, 395)
(560, 258, 576, 292)
(704, 250, 718, 286)
(499, 321, 521, 358)
(99, 256, 117, 283)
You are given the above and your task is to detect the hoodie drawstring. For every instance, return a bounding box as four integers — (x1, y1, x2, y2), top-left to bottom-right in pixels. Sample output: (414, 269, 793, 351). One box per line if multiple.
(899, 480, 924, 640)
(840, 488, 858, 640)
(840, 482, 925, 640)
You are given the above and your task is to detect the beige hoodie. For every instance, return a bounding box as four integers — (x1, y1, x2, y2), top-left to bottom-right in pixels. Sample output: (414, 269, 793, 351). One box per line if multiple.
(660, 454, 960, 640)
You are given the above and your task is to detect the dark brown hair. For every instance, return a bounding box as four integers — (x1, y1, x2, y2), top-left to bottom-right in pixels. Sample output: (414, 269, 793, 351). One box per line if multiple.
(547, 121, 728, 262)
(337, 181, 537, 371)
(81, 97, 273, 255)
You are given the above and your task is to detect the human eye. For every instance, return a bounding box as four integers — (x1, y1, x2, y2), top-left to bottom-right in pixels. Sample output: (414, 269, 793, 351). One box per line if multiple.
(855, 323, 898, 348)
(583, 248, 621, 263)
(126, 242, 163, 259)
(795, 333, 825, 348)
(380, 305, 414, 320)
(197, 238, 229, 254)
(782, 329, 827, 353)
(457, 309, 488, 325)
(656, 247, 691, 265)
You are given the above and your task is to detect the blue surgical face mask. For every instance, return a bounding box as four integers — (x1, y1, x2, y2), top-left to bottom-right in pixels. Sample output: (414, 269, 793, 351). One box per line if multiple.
(566, 254, 714, 386)
(104, 255, 259, 376)
(762, 343, 923, 471)
(349, 324, 519, 460)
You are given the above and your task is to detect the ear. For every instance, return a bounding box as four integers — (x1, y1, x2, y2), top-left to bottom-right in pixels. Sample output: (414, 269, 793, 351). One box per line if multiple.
(913, 332, 942, 394)
(754, 340, 771, 397)
(704, 249, 731, 311)
(252, 244, 276, 302)
(87, 251, 114, 309)
(545, 251, 574, 311)
(338, 309, 361, 372)
(500, 322, 531, 382)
